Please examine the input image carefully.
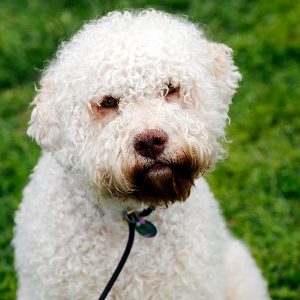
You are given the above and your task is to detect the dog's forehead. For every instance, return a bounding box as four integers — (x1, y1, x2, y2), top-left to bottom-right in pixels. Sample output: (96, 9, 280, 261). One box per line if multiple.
(74, 23, 203, 77)
(58, 17, 205, 75)
(43, 12, 216, 106)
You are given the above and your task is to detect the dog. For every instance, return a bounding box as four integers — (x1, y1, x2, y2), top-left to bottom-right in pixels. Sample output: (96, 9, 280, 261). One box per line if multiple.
(13, 9, 271, 300)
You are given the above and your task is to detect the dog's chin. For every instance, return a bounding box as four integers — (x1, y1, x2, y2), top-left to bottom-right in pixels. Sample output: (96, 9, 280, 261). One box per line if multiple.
(134, 164, 194, 207)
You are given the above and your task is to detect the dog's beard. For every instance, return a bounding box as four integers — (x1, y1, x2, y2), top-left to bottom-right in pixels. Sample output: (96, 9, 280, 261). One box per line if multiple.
(98, 143, 212, 207)
(133, 162, 194, 207)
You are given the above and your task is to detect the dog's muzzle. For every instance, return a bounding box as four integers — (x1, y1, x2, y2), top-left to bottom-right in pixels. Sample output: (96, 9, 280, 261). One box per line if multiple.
(132, 129, 196, 207)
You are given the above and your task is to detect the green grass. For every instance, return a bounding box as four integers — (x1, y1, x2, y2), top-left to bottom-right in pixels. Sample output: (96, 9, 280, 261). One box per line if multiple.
(1, 0, 299, 299)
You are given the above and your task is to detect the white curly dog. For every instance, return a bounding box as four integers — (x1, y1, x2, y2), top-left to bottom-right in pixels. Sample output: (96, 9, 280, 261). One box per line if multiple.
(14, 9, 271, 300)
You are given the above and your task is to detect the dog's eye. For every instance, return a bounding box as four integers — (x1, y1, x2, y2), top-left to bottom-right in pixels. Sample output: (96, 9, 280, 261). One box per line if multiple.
(164, 84, 180, 103)
(102, 97, 118, 107)
(167, 85, 176, 94)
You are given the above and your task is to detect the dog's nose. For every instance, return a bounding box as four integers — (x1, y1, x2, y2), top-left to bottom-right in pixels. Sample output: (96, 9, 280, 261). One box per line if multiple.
(134, 129, 168, 158)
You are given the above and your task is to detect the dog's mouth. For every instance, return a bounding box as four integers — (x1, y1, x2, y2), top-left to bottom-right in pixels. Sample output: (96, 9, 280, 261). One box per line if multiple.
(132, 161, 194, 207)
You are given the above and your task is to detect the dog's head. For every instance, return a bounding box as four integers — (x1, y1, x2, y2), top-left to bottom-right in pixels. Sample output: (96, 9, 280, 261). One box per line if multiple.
(28, 10, 241, 207)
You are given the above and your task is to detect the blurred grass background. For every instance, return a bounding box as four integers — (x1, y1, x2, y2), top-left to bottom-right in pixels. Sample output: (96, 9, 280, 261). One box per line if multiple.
(0, 0, 299, 299)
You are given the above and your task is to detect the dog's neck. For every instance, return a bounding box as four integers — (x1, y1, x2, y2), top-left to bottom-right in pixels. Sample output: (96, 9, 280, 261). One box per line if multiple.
(97, 195, 150, 214)
(45, 151, 155, 225)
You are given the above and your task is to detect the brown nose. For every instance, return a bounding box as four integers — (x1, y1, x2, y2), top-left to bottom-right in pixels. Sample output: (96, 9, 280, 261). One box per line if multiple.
(134, 129, 168, 158)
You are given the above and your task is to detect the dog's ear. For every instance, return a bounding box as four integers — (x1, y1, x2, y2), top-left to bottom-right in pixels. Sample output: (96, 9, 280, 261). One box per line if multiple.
(28, 79, 63, 151)
(208, 42, 242, 110)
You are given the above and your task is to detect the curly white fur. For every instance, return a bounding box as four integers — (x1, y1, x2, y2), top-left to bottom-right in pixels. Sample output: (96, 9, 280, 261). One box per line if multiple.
(14, 9, 270, 300)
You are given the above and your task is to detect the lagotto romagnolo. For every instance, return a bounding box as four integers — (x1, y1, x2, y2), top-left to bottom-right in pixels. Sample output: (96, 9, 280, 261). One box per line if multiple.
(14, 9, 271, 300)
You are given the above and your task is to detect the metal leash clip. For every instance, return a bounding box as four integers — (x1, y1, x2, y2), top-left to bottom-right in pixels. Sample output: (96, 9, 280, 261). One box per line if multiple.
(123, 208, 157, 238)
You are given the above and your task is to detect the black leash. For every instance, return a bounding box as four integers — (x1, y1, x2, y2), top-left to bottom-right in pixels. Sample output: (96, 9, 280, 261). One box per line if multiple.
(98, 206, 156, 300)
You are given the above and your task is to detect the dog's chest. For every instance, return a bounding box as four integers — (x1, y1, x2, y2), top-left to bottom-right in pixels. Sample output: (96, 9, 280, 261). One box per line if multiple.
(15, 154, 226, 299)
(39, 185, 225, 299)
